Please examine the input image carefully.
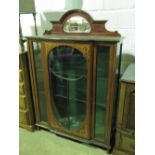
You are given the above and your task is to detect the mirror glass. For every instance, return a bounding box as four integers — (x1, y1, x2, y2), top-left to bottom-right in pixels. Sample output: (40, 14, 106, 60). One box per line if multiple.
(48, 46, 87, 131)
(64, 16, 91, 33)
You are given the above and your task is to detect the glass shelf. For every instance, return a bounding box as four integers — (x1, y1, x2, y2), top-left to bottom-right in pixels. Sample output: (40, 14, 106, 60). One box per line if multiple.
(50, 71, 86, 81)
(54, 94, 86, 103)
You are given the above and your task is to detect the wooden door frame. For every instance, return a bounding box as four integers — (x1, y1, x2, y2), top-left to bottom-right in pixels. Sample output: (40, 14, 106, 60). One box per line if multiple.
(27, 39, 49, 126)
(41, 41, 93, 139)
(92, 43, 117, 146)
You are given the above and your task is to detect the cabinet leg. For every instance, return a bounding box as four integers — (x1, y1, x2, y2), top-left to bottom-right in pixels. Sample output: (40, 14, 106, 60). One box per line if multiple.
(36, 126, 41, 130)
(106, 147, 112, 154)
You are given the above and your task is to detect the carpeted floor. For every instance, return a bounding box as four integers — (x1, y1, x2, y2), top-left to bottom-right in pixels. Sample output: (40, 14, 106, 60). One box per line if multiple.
(19, 128, 110, 155)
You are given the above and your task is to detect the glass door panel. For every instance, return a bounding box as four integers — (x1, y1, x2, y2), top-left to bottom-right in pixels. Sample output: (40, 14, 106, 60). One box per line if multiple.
(48, 46, 87, 131)
(32, 42, 47, 122)
(95, 46, 110, 141)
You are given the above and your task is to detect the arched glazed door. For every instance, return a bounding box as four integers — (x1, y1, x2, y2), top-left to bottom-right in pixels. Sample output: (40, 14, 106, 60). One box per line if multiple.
(42, 42, 92, 139)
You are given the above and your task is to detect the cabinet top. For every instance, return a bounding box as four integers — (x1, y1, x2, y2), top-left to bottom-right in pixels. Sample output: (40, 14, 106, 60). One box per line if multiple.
(121, 63, 135, 83)
(26, 34, 123, 43)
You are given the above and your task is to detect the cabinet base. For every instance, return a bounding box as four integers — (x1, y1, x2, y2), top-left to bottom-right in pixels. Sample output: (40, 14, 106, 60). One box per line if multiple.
(35, 123, 111, 152)
(113, 148, 134, 155)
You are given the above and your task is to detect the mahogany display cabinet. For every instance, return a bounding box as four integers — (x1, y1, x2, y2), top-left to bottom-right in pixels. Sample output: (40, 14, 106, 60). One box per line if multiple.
(27, 10, 123, 151)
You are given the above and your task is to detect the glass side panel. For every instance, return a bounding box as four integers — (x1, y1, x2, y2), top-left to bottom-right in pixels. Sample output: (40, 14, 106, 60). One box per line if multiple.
(32, 42, 47, 122)
(48, 46, 86, 131)
(95, 46, 110, 141)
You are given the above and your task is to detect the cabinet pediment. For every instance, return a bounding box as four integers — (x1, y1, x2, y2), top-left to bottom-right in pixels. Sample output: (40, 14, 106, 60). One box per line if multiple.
(44, 9, 121, 36)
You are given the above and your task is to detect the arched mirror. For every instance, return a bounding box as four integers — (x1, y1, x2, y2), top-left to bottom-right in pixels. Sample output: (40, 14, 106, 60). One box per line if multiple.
(48, 46, 87, 131)
(63, 16, 91, 33)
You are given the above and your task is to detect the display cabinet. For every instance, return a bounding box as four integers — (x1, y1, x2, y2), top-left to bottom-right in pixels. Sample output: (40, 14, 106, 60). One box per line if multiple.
(27, 10, 123, 150)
